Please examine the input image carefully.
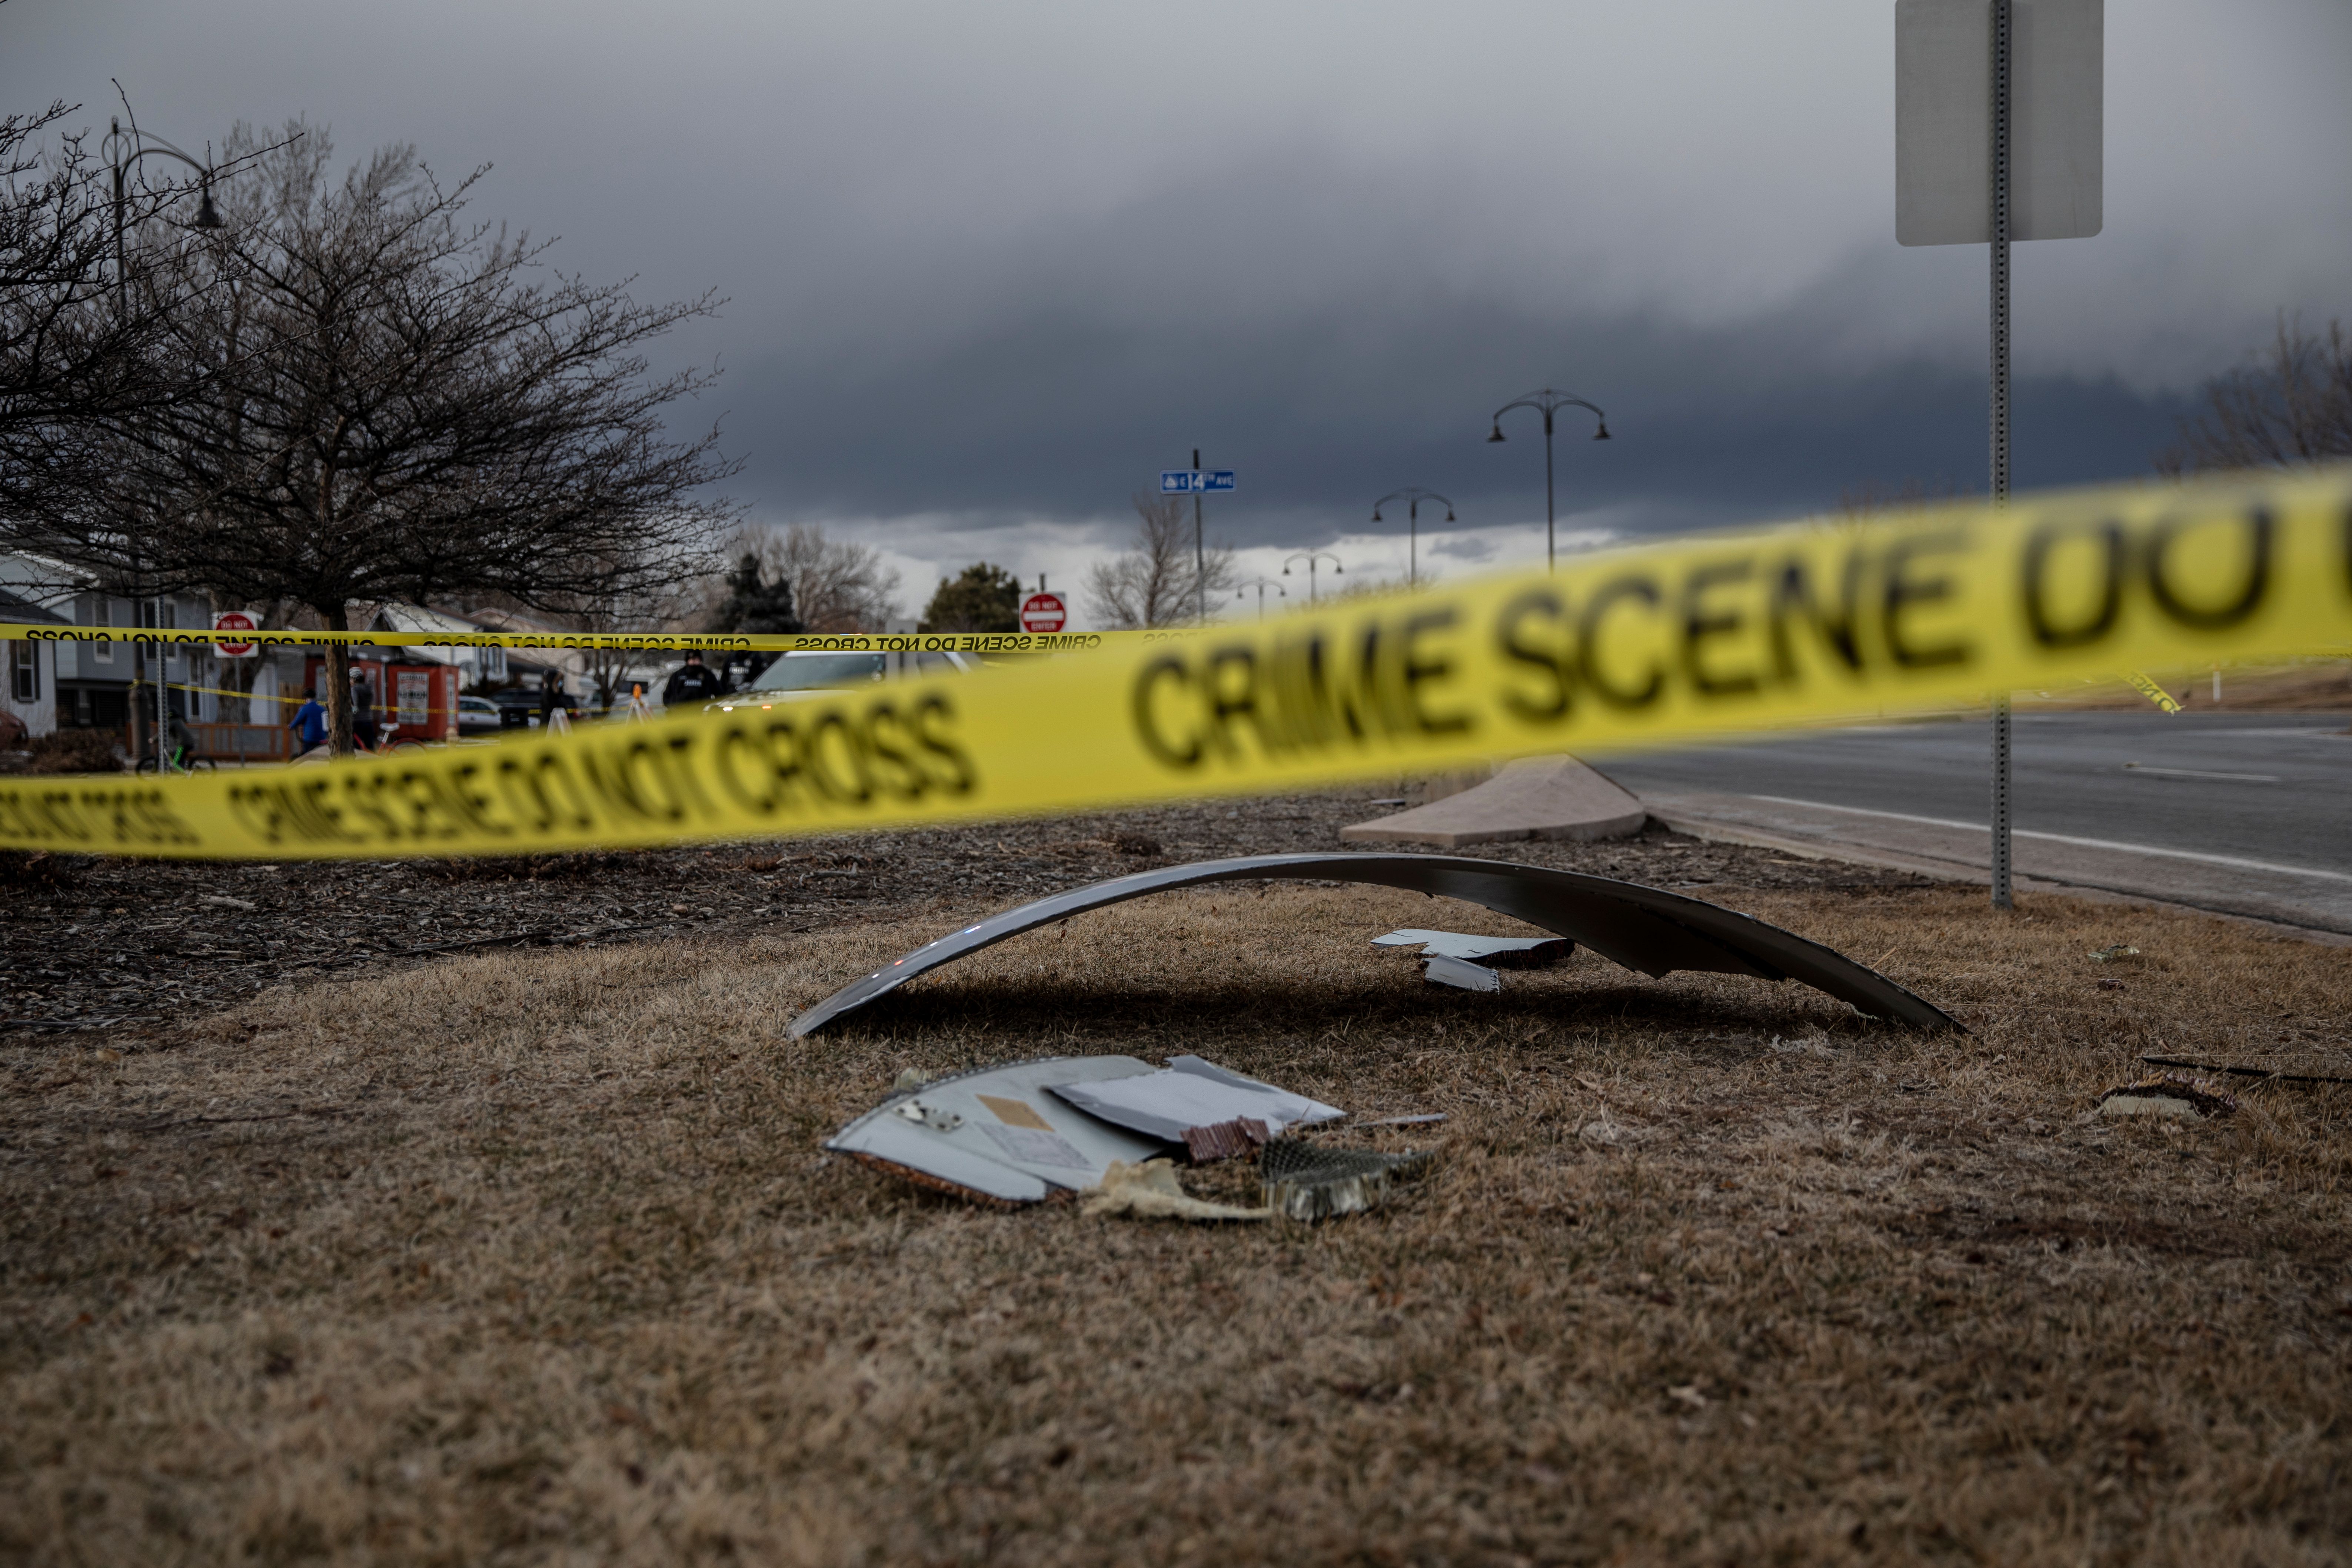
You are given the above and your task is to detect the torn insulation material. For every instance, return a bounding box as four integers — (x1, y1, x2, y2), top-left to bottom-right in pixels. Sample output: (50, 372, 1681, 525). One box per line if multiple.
(1081, 1160, 1270, 1222)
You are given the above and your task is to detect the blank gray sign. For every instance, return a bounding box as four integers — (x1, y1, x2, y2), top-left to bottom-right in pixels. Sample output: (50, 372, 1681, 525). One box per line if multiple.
(1897, 0, 2103, 246)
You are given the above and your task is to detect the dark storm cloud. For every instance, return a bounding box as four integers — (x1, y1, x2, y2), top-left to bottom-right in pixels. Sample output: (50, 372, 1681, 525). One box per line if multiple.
(720, 263, 2193, 546)
(1, 0, 2340, 559)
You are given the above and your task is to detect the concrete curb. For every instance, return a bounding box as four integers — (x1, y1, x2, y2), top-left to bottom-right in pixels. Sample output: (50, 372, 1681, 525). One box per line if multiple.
(1647, 803, 2352, 948)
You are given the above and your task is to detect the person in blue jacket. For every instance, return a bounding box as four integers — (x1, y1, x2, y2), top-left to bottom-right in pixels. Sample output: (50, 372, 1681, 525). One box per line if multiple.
(289, 688, 329, 757)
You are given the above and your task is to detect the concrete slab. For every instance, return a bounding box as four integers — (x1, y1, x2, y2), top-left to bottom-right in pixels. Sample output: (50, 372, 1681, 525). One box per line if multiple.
(1339, 756, 1646, 848)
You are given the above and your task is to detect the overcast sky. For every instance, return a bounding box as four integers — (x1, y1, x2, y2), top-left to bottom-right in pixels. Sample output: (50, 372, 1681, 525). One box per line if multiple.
(6, 0, 2347, 623)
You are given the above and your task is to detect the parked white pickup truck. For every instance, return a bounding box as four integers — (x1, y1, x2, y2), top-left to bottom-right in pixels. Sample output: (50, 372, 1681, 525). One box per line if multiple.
(704, 647, 977, 712)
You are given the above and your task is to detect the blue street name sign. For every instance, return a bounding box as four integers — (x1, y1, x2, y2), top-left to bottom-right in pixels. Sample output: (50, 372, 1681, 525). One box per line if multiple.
(1159, 469, 1237, 494)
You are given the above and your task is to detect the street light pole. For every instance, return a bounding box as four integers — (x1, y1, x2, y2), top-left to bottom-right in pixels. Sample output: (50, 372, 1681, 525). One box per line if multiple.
(103, 117, 225, 773)
(1372, 488, 1454, 589)
(102, 116, 224, 302)
(1281, 550, 1343, 604)
(1235, 576, 1285, 622)
(1488, 389, 1609, 571)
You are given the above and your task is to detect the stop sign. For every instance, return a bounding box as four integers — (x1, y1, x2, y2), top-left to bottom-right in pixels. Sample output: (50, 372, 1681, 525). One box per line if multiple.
(213, 610, 259, 658)
(1019, 592, 1067, 633)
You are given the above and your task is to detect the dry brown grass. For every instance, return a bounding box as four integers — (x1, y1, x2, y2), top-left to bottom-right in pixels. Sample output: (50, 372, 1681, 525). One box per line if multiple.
(4, 878, 2350, 1566)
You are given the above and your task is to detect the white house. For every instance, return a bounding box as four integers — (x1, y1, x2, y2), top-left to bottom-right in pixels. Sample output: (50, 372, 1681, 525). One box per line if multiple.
(1, 550, 264, 741)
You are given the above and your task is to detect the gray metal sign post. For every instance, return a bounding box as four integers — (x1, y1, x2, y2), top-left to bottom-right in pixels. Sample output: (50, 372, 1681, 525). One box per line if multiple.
(1897, 0, 2101, 909)
(1989, 0, 2014, 908)
(1160, 457, 1237, 622)
(1192, 446, 1204, 622)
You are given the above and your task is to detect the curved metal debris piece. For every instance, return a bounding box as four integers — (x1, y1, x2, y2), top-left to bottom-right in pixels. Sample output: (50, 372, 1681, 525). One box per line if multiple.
(788, 853, 1963, 1036)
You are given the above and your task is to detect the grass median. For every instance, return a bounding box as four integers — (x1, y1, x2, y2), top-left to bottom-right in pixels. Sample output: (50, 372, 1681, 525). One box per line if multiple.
(4, 873, 2348, 1565)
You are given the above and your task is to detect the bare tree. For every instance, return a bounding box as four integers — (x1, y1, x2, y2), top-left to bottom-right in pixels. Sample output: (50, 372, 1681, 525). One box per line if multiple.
(2159, 315, 2352, 474)
(1084, 493, 1238, 629)
(0, 100, 212, 542)
(728, 523, 900, 632)
(22, 121, 739, 753)
(1834, 478, 1964, 517)
(543, 575, 708, 713)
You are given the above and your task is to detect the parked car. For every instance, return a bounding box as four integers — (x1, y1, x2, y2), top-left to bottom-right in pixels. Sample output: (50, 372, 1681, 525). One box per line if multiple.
(456, 695, 505, 734)
(704, 649, 974, 712)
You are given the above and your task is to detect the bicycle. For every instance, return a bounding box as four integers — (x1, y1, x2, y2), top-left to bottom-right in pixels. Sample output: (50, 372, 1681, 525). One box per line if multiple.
(134, 739, 215, 775)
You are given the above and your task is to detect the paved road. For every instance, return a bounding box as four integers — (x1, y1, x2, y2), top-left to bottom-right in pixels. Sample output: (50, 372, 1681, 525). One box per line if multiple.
(1592, 713, 2352, 931)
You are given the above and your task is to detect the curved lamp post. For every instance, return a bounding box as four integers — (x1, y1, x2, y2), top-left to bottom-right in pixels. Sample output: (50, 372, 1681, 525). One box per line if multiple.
(102, 116, 224, 770)
(1371, 487, 1454, 589)
(1281, 550, 1343, 604)
(1487, 388, 1609, 572)
(1235, 575, 1286, 622)
(103, 117, 224, 301)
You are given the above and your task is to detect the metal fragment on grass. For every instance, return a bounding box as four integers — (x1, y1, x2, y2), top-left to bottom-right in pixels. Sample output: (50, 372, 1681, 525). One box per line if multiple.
(1260, 1140, 1435, 1222)
(1371, 928, 1576, 968)
(1420, 952, 1502, 992)
(785, 853, 1966, 1037)
(1045, 1055, 1341, 1159)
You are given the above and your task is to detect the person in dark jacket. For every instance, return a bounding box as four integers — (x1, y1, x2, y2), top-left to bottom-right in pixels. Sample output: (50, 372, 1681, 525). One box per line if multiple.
(350, 670, 379, 752)
(539, 669, 570, 726)
(661, 650, 729, 707)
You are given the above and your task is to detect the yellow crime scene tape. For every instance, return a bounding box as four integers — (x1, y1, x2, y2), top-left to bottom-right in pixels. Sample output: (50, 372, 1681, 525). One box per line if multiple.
(2122, 670, 2186, 713)
(0, 625, 1162, 656)
(1, 466, 2344, 862)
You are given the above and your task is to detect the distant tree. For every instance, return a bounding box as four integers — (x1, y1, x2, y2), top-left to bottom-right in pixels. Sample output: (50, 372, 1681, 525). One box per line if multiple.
(919, 561, 1021, 633)
(20, 121, 739, 754)
(711, 552, 804, 635)
(559, 580, 699, 715)
(728, 523, 899, 632)
(1085, 493, 1237, 628)
(2159, 315, 2352, 474)
(1834, 479, 1963, 517)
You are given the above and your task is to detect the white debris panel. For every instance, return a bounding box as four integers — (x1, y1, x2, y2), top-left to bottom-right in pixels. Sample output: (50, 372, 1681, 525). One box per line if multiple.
(825, 1055, 1170, 1204)
(1044, 1055, 1343, 1150)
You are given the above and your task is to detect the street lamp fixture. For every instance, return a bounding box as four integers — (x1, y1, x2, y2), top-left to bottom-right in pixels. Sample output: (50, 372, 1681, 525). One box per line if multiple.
(1281, 550, 1343, 604)
(1371, 487, 1454, 589)
(103, 116, 225, 300)
(1235, 576, 1286, 622)
(1487, 387, 1610, 571)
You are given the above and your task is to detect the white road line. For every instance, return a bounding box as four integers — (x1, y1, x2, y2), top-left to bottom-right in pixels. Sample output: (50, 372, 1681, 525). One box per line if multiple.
(2122, 764, 2281, 783)
(1742, 795, 2352, 884)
